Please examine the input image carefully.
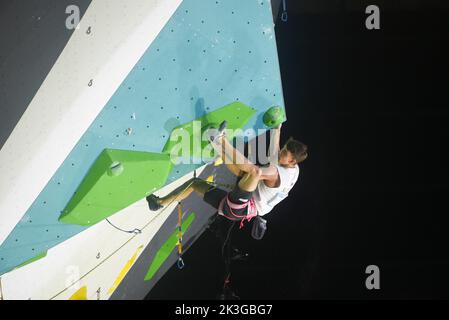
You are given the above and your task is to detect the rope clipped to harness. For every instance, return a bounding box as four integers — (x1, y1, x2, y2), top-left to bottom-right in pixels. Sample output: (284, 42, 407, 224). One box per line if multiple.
(176, 202, 185, 269)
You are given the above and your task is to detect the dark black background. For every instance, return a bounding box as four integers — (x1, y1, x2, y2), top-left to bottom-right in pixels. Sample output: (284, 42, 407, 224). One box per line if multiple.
(146, 0, 449, 299)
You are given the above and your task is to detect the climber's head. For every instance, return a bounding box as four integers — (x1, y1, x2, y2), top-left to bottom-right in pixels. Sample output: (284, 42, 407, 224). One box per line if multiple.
(279, 137, 308, 167)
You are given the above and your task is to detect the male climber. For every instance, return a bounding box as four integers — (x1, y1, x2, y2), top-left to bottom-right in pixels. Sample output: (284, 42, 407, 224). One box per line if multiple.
(146, 120, 308, 225)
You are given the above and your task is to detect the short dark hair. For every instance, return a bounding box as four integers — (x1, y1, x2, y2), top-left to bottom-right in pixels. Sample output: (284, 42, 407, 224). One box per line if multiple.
(285, 137, 308, 163)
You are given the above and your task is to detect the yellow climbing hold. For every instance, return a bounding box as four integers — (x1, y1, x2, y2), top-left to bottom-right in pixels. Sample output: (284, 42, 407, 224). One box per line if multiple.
(214, 157, 223, 166)
(108, 245, 144, 295)
(69, 286, 87, 300)
(206, 175, 215, 183)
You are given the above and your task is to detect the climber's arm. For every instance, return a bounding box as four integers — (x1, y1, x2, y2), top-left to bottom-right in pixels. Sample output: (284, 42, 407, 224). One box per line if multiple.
(268, 123, 282, 165)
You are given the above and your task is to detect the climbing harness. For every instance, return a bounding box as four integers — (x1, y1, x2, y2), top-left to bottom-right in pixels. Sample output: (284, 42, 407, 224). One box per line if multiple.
(281, 0, 288, 22)
(204, 171, 257, 229)
(218, 196, 258, 229)
(176, 202, 185, 269)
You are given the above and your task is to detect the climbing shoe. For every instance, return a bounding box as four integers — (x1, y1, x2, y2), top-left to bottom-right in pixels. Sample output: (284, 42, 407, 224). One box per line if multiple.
(208, 120, 228, 143)
(146, 194, 163, 211)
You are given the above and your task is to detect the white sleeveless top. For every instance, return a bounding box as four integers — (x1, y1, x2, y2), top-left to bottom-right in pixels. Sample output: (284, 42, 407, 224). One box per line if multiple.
(253, 164, 300, 216)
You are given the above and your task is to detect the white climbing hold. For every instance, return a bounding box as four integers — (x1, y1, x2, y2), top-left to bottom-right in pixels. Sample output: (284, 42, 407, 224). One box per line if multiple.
(109, 161, 124, 177)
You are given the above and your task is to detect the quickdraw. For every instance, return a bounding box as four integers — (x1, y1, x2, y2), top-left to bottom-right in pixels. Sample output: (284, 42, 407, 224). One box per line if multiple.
(281, 0, 288, 22)
(176, 202, 185, 269)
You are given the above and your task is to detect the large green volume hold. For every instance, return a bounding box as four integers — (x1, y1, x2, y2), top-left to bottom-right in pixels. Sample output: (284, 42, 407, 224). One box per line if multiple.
(59, 149, 173, 226)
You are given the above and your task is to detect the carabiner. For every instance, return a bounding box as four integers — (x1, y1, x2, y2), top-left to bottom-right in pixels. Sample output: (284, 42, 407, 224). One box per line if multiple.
(281, 0, 288, 22)
(177, 257, 185, 269)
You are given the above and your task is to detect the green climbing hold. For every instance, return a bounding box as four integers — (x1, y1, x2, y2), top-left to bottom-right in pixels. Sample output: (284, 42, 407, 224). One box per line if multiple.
(59, 149, 173, 226)
(108, 161, 124, 177)
(263, 106, 286, 128)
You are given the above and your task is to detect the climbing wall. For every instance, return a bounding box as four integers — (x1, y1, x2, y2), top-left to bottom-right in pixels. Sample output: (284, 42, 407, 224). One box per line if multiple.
(0, 0, 284, 299)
